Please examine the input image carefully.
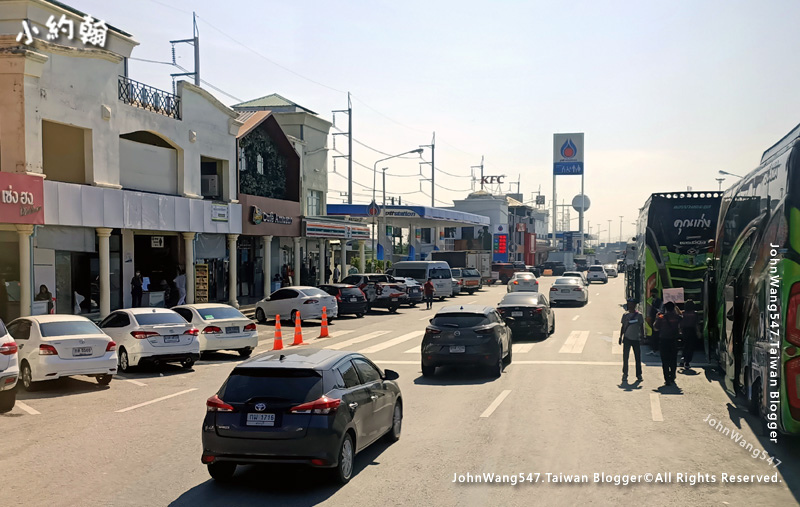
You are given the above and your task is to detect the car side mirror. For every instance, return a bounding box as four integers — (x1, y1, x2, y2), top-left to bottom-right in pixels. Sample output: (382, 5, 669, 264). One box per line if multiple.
(383, 369, 399, 381)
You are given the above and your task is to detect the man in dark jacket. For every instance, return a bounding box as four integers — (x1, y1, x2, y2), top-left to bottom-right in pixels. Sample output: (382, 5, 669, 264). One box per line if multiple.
(619, 300, 645, 382)
(654, 301, 682, 385)
(131, 271, 143, 307)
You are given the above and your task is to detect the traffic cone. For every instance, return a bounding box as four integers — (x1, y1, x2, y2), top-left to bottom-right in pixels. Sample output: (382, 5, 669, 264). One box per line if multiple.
(318, 306, 330, 338)
(272, 315, 284, 351)
(292, 312, 305, 346)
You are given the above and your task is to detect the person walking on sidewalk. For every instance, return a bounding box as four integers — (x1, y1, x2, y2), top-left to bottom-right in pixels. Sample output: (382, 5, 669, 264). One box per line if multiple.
(680, 300, 700, 368)
(620, 300, 645, 382)
(423, 278, 435, 310)
(654, 301, 682, 385)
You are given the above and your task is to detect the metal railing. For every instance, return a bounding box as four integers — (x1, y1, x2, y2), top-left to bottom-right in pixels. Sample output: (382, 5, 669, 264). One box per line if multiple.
(118, 76, 181, 120)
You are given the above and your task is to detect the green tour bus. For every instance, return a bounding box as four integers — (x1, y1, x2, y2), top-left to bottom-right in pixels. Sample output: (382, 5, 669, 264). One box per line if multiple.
(706, 122, 800, 436)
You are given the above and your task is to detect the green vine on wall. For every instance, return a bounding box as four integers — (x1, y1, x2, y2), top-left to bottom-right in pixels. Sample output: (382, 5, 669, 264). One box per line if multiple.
(239, 127, 288, 199)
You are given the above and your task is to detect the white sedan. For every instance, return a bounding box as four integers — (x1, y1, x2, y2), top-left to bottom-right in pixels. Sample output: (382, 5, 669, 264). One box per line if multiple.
(255, 286, 338, 323)
(549, 277, 589, 306)
(587, 265, 608, 283)
(99, 308, 200, 372)
(507, 272, 539, 293)
(172, 304, 258, 357)
(0, 320, 19, 412)
(7, 315, 117, 391)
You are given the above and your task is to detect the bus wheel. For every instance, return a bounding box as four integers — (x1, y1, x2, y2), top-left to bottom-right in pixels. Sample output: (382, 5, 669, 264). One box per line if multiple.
(749, 378, 761, 416)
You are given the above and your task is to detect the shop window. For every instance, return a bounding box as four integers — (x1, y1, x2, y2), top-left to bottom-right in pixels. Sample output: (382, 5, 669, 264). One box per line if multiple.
(43, 120, 91, 184)
(420, 228, 432, 244)
(201, 156, 226, 201)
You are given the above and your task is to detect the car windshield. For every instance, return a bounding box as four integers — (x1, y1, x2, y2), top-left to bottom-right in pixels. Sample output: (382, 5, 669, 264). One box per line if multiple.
(394, 268, 427, 279)
(134, 312, 187, 326)
(221, 368, 323, 404)
(196, 306, 245, 321)
(588, 266, 604, 272)
(462, 269, 481, 277)
(431, 313, 490, 328)
(429, 268, 451, 279)
(500, 294, 540, 305)
(451, 268, 462, 276)
(554, 278, 580, 285)
(301, 288, 329, 297)
(39, 320, 104, 337)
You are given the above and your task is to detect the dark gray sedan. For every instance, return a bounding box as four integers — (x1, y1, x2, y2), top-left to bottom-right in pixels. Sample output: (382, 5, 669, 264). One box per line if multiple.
(497, 292, 555, 339)
(201, 348, 403, 484)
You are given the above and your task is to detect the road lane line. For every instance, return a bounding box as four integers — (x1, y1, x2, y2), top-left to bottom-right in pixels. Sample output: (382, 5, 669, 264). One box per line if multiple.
(419, 315, 432, 321)
(359, 331, 424, 354)
(559, 331, 580, 353)
(16, 401, 40, 415)
(650, 393, 663, 421)
(325, 331, 391, 351)
(512, 343, 534, 354)
(572, 315, 579, 321)
(571, 331, 590, 353)
(480, 390, 512, 418)
(125, 379, 147, 387)
(404, 345, 420, 354)
(116, 388, 198, 413)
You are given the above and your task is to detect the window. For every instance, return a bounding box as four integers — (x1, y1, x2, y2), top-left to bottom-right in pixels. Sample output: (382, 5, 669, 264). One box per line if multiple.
(221, 368, 322, 404)
(353, 358, 382, 384)
(7, 320, 31, 340)
(431, 313, 490, 328)
(307, 190, 322, 216)
(393, 268, 426, 279)
(300, 288, 328, 297)
(420, 228, 432, 243)
(40, 320, 104, 337)
(195, 306, 245, 321)
(429, 268, 451, 280)
(173, 308, 194, 323)
(257, 154, 264, 175)
(270, 289, 298, 301)
(100, 313, 131, 328)
(239, 147, 247, 172)
(337, 361, 361, 388)
(134, 312, 187, 326)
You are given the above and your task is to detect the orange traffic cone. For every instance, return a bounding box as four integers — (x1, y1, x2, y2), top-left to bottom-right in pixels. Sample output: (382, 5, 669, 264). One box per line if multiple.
(292, 312, 305, 346)
(272, 315, 284, 350)
(318, 306, 330, 338)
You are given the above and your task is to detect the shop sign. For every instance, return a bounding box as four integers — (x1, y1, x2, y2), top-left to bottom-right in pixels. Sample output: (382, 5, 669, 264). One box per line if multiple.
(195, 264, 209, 303)
(0, 172, 44, 224)
(211, 203, 229, 222)
(251, 205, 293, 225)
(383, 209, 419, 218)
(151, 236, 164, 248)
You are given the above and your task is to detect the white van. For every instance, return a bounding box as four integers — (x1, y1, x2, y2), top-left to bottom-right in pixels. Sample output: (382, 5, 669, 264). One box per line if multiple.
(389, 261, 453, 299)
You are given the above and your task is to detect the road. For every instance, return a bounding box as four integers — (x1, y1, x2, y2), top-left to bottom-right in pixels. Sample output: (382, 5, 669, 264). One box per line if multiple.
(4, 277, 800, 506)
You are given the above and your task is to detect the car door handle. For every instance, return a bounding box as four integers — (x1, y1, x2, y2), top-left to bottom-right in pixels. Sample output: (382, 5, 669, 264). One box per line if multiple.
(349, 402, 359, 409)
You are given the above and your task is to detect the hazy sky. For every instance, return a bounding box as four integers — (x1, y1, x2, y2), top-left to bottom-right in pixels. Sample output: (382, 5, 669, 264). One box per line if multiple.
(67, 0, 800, 242)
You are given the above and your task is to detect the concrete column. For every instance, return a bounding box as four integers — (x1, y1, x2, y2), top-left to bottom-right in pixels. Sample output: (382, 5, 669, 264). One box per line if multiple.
(359, 240, 366, 274)
(96, 228, 113, 318)
(318, 239, 326, 284)
(262, 235, 273, 297)
(16, 225, 33, 317)
(340, 240, 347, 277)
(182, 232, 195, 304)
(293, 237, 301, 286)
(227, 234, 239, 308)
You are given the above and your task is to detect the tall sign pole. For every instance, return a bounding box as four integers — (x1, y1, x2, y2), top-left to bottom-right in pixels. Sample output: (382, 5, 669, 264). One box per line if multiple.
(553, 133, 585, 254)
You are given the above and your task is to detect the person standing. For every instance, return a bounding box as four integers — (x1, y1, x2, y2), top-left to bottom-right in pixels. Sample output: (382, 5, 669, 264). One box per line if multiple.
(654, 301, 682, 385)
(174, 269, 187, 306)
(35, 284, 54, 314)
(423, 278, 435, 310)
(131, 270, 143, 307)
(619, 300, 645, 382)
(680, 300, 700, 368)
(333, 264, 341, 283)
(646, 288, 663, 355)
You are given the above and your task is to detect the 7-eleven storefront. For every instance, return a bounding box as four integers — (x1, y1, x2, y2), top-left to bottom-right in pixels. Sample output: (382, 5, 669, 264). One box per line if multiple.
(303, 218, 370, 281)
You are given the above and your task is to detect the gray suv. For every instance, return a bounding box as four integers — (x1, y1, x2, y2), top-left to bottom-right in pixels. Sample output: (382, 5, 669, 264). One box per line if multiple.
(202, 348, 403, 484)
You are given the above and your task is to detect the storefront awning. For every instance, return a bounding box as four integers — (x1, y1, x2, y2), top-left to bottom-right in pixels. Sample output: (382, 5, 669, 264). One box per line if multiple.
(326, 204, 490, 229)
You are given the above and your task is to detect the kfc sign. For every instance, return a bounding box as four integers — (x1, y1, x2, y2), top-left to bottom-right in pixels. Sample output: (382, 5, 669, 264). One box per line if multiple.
(481, 175, 505, 185)
(0, 173, 44, 224)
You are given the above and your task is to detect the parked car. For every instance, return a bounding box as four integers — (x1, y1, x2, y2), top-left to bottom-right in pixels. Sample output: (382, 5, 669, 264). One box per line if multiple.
(507, 272, 539, 293)
(451, 277, 462, 295)
(201, 348, 403, 484)
(497, 292, 555, 339)
(491, 262, 517, 284)
(10, 315, 118, 390)
(539, 261, 567, 276)
(421, 305, 512, 378)
(0, 319, 19, 413)
(172, 304, 257, 357)
(562, 271, 589, 286)
(587, 265, 609, 283)
(256, 286, 339, 323)
(453, 267, 482, 294)
(549, 277, 589, 306)
(393, 277, 424, 306)
(339, 274, 408, 312)
(319, 284, 368, 318)
(525, 265, 542, 277)
(99, 308, 200, 372)
(604, 264, 619, 278)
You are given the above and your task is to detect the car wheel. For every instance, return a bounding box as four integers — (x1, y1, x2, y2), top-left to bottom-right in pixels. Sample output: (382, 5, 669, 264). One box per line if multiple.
(409, 303, 417, 308)
(356, 312, 364, 318)
(490, 346, 504, 377)
(333, 433, 355, 484)
(238, 348, 253, 358)
(386, 401, 402, 442)
(550, 319, 555, 335)
(20, 361, 36, 392)
(749, 378, 762, 416)
(389, 305, 399, 313)
(468, 290, 476, 295)
(290, 310, 300, 323)
(0, 390, 16, 413)
(421, 364, 436, 377)
(118, 348, 132, 373)
(181, 357, 195, 369)
(439, 297, 446, 301)
(255, 308, 266, 323)
(96, 374, 113, 386)
(207, 462, 237, 482)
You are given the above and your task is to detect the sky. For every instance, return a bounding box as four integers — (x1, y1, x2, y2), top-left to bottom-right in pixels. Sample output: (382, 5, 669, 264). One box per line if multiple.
(66, 0, 800, 243)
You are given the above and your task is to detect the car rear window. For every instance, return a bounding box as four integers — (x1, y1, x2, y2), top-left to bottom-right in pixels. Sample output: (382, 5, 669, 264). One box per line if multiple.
(39, 320, 103, 337)
(462, 269, 480, 277)
(500, 294, 540, 305)
(588, 266, 604, 271)
(220, 368, 323, 404)
(431, 313, 490, 328)
(134, 312, 187, 326)
(514, 273, 534, 279)
(196, 306, 246, 321)
(341, 276, 361, 285)
(341, 287, 363, 297)
(301, 288, 329, 297)
(554, 278, 579, 285)
(451, 268, 462, 276)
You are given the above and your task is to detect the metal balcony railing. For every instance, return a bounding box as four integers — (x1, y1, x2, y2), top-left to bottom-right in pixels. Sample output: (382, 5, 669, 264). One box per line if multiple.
(118, 76, 181, 120)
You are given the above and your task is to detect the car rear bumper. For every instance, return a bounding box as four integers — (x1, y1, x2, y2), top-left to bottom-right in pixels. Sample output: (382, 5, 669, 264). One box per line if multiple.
(201, 334, 258, 352)
(370, 297, 407, 308)
(550, 295, 586, 303)
(32, 355, 117, 381)
(134, 351, 200, 366)
(422, 342, 498, 366)
(337, 301, 368, 314)
(301, 307, 339, 319)
(202, 428, 341, 467)
(0, 371, 18, 391)
(508, 321, 548, 335)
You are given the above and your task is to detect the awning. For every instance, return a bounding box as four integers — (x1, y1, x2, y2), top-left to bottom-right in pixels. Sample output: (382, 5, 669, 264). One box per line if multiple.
(326, 204, 490, 229)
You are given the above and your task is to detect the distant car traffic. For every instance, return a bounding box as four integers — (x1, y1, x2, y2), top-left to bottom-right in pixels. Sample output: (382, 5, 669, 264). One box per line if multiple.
(562, 271, 589, 286)
(319, 284, 368, 318)
(497, 292, 555, 339)
(421, 305, 512, 378)
(491, 263, 516, 284)
(540, 261, 567, 276)
(507, 272, 539, 293)
(0, 319, 19, 413)
(604, 264, 619, 278)
(172, 304, 257, 357)
(10, 315, 118, 390)
(549, 277, 589, 306)
(451, 277, 462, 295)
(525, 265, 542, 277)
(340, 274, 409, 311)
(201, 348, 403, 484)
(256, 286, 339, 323)
(587, 265, 609, 283)
(99, 308, 200, 372)
(453, 267, 482, 294)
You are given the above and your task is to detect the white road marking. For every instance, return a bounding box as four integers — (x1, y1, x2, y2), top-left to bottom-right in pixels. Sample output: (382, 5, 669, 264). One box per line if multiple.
(125, 379, 147, 387)
(359, 331, 424, 354)
(650, 393, 664, 421)
(572, 315, 579, 321)
(419, 315, 432, 321)
(16, 401, 40, 415)
(480, 390, 512, 418)
(404, 345, 420, 354)
(513, 360, 621, 365)
(559, 330, 589, 353)
(325, 331, 391, 351)
(115, 388, 198, 413)
(512, 343, 534, 354)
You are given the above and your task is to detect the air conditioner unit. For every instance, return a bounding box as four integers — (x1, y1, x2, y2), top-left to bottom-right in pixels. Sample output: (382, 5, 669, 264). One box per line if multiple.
(201, 175, 219, 196)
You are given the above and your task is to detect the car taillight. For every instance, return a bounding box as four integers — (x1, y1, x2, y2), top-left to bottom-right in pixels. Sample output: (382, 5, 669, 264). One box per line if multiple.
(39, 344, 57, 355)
(497, 308, 506, 314)
(573, 287, 584, 292)
(106, 341, 116, 352)
(0, 342, 17, 356)
(787, 282, 800, 347)
(475, 326, 494, 335)
(184, 328, 200, 336)
(304, 299, 319, 304)
(289, 395, 341, 415)
(131, 331, 159, 339)
(550, 287, 558, 292)
(203, 326, 223, 334)
(426, 327, 441, 334)
(335, 293, 342, 302)
(512, 281, 519, 285)
(206, 395, 235, 413)
(534, 308, 542, 313)
(360, 289, 367, 299)
(244, 323, 257, 332)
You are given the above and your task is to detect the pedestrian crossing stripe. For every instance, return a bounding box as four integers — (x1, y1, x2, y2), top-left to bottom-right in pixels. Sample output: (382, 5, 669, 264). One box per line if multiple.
(512, 343, 534, 354)
(325, 330, 390, 350)
(360, 331, 424, 354)
(559, 330, 590, 354)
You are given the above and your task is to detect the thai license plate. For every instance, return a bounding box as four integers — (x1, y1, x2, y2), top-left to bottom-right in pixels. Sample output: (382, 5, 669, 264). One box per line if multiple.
(466, 281, 478, 286)
(350, 297, 357, 302)
(391, 298, 398, 302)
(512, 311, 523, 317)
(164, 335, 180, 343)
(225, 326, 239, 334)
(561, 289, 571, 293)
(246, 413, 276, 427)
(72, 347, 92, 357)
(449, 345, 465, 353)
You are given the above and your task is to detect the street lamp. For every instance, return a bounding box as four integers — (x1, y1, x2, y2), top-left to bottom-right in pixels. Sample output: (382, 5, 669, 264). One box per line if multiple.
(715, 177, 725, 191)
(607, 219, 612, 246)
(718, 170, 743, 179)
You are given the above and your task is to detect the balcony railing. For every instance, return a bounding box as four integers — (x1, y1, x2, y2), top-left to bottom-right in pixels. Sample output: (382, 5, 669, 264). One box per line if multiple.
(118, 76, 181, 120)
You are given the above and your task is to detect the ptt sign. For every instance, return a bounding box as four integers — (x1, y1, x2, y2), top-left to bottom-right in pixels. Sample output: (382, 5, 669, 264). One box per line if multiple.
(481, 175, 505, 185)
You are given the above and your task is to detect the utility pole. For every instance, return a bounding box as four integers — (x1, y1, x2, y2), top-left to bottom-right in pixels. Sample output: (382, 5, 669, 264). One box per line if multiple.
(331, 93, 353, 203)
(607, 219, 612, 246)
(170, 12, 200, 86)
(382, 168, 387, 270)
(619, 216, 623, 244)
(420, 132, 435, 207)
(472, 156, 484, 190)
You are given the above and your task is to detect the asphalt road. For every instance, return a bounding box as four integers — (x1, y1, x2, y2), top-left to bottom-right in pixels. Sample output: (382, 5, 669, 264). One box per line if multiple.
(4, 277, 800, 506)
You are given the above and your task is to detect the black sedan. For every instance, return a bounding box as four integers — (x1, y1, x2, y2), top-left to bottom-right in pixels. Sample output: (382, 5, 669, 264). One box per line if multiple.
(421, 305, 512, 378)
(497, 292, 555, 339)
(202, 348, 403, 484)
(319, 284, 368, 318)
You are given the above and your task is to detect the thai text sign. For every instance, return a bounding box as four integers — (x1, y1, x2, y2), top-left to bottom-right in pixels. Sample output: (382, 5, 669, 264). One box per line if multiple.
(0, 173, 44, 224)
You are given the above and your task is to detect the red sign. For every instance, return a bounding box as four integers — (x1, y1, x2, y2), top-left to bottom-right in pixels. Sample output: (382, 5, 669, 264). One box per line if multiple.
(0, 172, 44, 224)
(516, 223, 526, 232)
(493, 234, 507, 254)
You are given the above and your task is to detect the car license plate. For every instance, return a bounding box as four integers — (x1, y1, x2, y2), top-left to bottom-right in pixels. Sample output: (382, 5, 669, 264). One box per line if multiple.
(225, 326, 239, 334)
(512, 311, 523, 317)
(164, 335, 180, 343)
(391, 298, 398, 302)
(72, 347, 92, 357)
(350, 297, 357, 302)
(561, 289, 571, 293)
(246, 413, 276, 427)
(450, 345, 465, 353)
